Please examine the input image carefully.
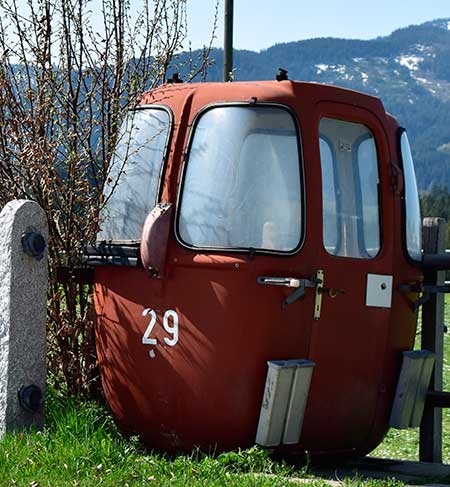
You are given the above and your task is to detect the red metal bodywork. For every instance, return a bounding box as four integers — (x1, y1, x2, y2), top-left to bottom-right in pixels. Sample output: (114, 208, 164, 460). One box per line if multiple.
(94, 81, 422, 457)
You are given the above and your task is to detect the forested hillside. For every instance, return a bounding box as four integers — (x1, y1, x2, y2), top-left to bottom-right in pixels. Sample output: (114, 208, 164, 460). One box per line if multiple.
(180, 18, 450, 191)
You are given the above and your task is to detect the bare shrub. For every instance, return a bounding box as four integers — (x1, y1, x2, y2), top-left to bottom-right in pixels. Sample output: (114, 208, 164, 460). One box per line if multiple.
(0, 0, 216, 398)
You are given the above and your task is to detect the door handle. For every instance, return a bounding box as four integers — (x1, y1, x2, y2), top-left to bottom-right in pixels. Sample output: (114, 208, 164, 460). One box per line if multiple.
(282, 286, 308, 309)
(257, 276, 304, 288)
(312, 270, 345, 318)
(257, 275, 317, 309)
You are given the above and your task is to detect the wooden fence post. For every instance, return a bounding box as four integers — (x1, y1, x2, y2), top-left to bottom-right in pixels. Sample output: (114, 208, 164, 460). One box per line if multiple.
(420, 217, 446, 463)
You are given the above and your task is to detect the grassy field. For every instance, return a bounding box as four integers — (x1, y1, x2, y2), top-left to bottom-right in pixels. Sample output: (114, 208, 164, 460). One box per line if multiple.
(0, 387, 304, 486)
(1, 300, 449, 486)
(0, 391, 405, 487)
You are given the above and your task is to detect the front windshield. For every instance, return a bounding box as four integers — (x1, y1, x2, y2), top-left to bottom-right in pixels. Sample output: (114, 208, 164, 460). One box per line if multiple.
(178, 106, 302, 252)
(98, 107, 171, 242)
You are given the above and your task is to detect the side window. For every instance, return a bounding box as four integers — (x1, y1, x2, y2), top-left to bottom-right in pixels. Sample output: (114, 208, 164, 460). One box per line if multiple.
(319, 118, 381, 258)
(98, 108, 171, 242)
(400, 131, 422, 261)
(358, 138, 381, 254)
(178, 106, 302, 253)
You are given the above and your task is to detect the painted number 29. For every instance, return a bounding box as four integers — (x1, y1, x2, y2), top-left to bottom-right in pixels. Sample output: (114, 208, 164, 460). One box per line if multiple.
(142, 309, 179, 347)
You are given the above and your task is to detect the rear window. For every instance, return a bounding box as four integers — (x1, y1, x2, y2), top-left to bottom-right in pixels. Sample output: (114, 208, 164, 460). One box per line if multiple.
(98, 107, 171, 242)
(177, 106, 303, 253)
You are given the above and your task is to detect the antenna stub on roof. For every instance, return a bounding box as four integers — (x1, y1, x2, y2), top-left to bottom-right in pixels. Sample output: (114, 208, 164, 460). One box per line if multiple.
(276, 68, 288, 81)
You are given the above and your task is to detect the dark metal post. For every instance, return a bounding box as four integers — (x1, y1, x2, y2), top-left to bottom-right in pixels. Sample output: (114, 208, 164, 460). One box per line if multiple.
(420, 217, 446, 463)
(223, 0, 234, 81)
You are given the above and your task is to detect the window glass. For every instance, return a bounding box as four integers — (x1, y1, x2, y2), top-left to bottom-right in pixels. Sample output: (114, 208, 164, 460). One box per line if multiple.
(358, 138, 381, 255)
(320, 138, 338, 253)
(178, 106, 302, 252)
(98, 108, 170, 241)
(319, 118, 381, 258)
(400, 131, 422, 261)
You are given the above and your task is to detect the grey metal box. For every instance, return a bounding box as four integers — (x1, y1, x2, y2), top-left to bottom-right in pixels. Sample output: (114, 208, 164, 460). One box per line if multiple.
(389, 350, 435, 429)
(256, 359, 315, 447)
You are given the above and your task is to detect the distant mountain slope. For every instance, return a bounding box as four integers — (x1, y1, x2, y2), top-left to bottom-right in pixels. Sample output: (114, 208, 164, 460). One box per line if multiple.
(186, 18, 450, 191)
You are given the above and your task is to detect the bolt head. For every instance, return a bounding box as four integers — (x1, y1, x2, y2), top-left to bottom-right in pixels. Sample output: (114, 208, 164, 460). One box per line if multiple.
(18, 385, 43, 413)
(21, 232, 46, 260)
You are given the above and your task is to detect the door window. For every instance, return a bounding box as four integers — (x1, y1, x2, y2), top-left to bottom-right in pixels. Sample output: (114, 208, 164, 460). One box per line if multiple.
(98, 107, 171, 242)
(319, 118, 381, 258)
(178, 106, 302, 253)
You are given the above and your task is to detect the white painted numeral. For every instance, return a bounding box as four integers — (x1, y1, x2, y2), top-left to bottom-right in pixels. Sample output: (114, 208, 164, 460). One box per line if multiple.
(142, 308, 157, 345)
(141, 308, 179, 348)
(163, 310, 179, 347)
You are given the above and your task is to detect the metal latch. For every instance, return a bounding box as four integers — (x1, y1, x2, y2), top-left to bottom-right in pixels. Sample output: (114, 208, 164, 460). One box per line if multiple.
(314, 270, 324, 320)
(257, 276, 317, 310)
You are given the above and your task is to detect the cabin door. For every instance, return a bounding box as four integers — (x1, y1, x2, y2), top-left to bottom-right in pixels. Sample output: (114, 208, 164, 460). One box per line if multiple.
(167, 103, 315, 448)
(300, 102, 395, 451)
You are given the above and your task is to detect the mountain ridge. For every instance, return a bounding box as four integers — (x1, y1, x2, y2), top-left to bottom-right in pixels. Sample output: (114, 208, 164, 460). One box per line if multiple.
(183, 18, 450, 191)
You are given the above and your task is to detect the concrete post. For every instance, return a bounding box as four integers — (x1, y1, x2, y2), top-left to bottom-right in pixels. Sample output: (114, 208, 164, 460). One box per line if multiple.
(0, 200, 48, 436)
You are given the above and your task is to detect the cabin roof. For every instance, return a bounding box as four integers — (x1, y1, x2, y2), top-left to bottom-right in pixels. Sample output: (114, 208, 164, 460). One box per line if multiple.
(139, 80, 386, 116)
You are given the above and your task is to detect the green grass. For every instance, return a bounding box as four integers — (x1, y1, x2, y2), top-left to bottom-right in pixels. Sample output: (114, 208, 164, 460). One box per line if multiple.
(0, 389, 299, 486)
(0, 387, 405, 487)
(2, 298, 450, 486)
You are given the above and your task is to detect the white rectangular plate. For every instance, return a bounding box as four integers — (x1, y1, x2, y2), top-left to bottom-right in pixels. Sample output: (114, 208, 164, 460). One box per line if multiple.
(366, 274, 393, 308)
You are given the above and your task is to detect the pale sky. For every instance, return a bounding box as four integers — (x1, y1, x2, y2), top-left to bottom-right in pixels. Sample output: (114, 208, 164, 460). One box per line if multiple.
(186, 0, 450, 52)
(9, 1, 450, 54)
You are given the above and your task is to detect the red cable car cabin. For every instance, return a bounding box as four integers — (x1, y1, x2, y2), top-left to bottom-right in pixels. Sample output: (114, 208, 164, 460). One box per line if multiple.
(88, 79, 424, 458)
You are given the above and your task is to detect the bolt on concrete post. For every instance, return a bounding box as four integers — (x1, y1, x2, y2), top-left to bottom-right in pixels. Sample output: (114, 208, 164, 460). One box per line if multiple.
(0, 200, 48, 437)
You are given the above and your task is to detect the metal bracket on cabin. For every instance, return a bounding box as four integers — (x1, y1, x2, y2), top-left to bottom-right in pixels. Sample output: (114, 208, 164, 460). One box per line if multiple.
(256, 276, 317, 310)
(83, 243, 140, 268)
(399, 282, 450, 312)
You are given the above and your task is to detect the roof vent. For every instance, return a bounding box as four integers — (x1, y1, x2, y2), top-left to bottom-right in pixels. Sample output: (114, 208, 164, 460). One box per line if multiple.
(276, 68, 288, 81)
(167, 73, 183, 84)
